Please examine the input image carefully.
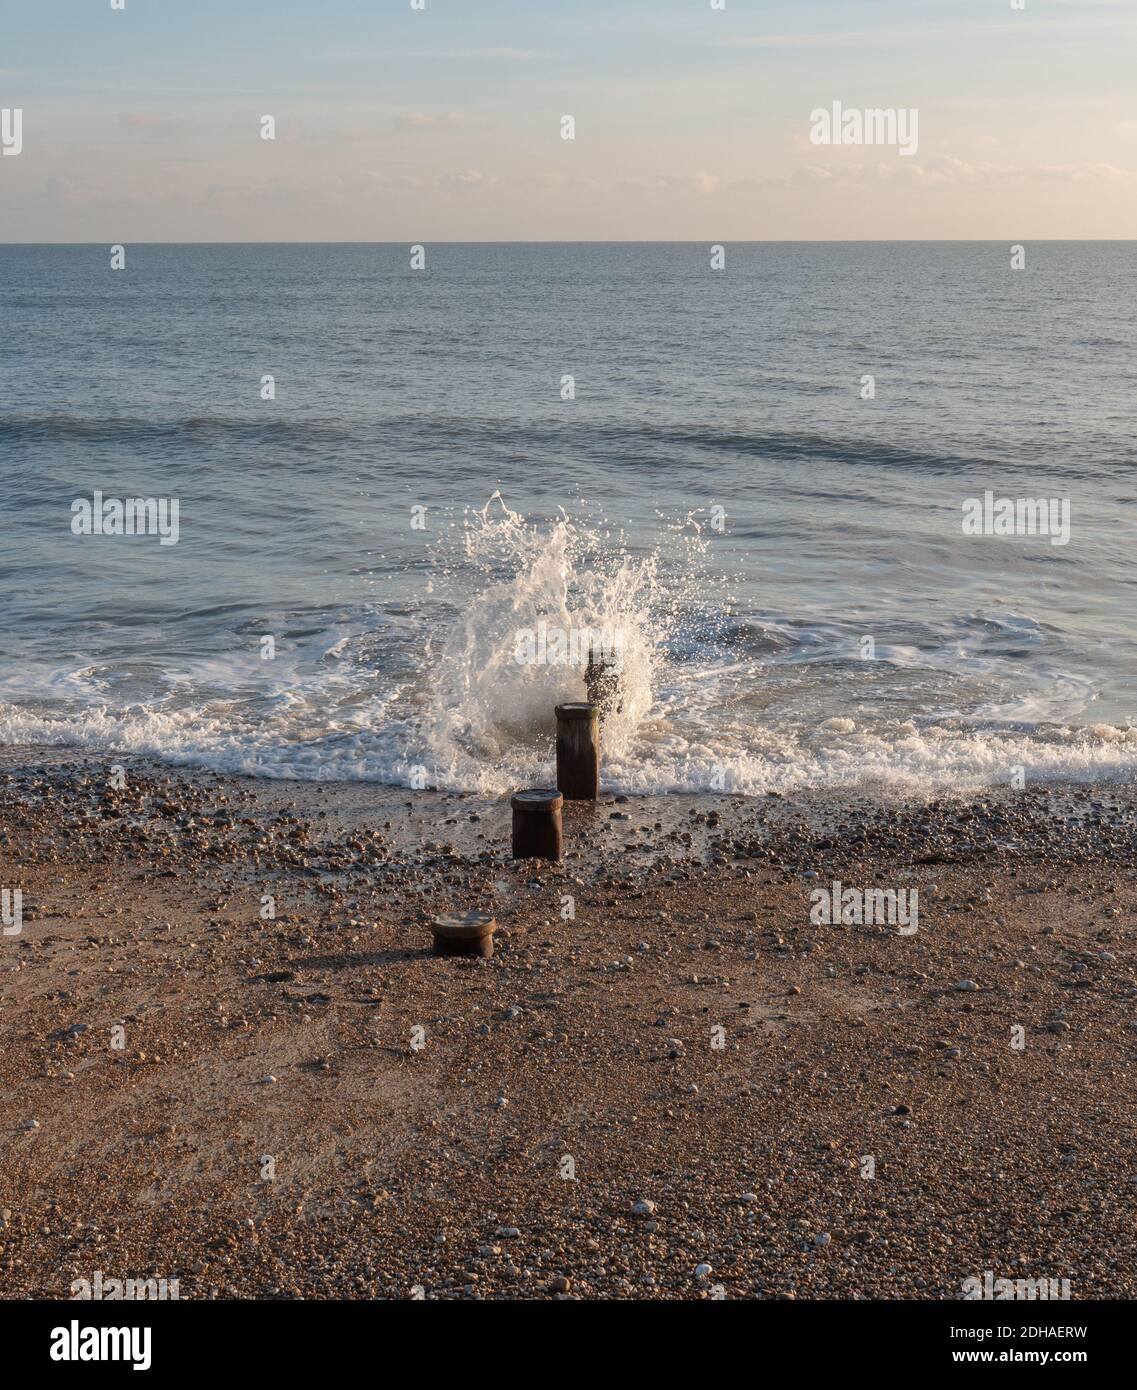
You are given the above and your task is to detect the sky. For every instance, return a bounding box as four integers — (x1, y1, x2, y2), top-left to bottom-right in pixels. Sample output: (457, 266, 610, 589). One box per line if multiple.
(1, 0, 1135, 241)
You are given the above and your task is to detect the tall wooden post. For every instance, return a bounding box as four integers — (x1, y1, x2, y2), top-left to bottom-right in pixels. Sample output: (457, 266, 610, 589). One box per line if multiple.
(585, 642, 621, 719)
(555, 701, 600, 800)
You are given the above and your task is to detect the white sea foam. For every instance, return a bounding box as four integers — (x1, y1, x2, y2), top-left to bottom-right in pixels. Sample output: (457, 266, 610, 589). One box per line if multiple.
(3, 698, 1137, 797)
(2, 498, 1135, 797)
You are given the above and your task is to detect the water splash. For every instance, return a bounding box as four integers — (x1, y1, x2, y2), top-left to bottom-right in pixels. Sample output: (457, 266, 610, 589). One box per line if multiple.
(415, 492, 715, 792)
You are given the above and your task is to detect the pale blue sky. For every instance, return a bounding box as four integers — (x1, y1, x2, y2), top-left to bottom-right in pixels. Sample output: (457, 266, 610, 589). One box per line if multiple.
(2, 0, 1135, 239)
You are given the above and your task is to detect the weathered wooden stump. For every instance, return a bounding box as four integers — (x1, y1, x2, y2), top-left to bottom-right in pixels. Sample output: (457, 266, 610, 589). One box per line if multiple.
(511, 788, 564, 861)
(430, 910, 496, 958)
(555, 701, 600, 800)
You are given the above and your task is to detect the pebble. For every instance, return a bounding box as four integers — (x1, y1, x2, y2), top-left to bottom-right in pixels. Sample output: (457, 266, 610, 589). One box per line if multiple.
(8, 763, 1137, 1302)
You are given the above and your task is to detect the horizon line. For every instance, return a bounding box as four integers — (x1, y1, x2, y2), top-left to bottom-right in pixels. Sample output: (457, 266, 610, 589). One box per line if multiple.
(2, 238, 1134, 247)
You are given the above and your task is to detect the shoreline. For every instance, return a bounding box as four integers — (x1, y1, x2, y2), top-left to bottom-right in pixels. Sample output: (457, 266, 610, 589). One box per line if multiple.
(2, 746, 1135, 1299)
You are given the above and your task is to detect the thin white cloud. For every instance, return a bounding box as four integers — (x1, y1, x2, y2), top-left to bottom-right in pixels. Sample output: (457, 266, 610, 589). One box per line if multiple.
(385, 48, 538, 61)
(394, 110, 469, 133)
(117, 112, 200, 137)
(439, 169, 495, 190)
(615, 172, 722, 196)
(728, 158, 1137, 191)
(717, 15, 1137, 49)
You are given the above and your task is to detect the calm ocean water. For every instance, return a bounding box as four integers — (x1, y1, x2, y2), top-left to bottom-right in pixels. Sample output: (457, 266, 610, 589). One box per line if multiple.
(1, 242, 1135, 795)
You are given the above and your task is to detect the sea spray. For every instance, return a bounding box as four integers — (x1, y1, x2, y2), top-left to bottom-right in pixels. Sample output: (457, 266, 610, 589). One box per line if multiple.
(416, 492, 693, 793)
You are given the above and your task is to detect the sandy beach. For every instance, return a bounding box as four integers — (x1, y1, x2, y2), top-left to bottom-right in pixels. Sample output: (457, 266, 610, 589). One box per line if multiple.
(2, 746, 1134, 1300)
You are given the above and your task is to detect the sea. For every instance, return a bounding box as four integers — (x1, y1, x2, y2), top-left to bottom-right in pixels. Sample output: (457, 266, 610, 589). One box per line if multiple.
(1, 242, 1135, 796)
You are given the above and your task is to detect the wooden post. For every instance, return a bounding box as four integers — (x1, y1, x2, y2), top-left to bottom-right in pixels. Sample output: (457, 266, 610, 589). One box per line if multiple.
(585, 641, 622, 720)
(555, 701, 600, 800)
(511, 788, 564, 861)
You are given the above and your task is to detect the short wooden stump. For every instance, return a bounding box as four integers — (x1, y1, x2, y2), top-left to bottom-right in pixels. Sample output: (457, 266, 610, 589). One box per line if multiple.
(511, 787, 564, 861)
(430, 910, 497, 958)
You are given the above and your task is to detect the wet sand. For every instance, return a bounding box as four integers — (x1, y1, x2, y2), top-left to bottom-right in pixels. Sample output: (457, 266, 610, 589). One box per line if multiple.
(1, 747, 1135, 1299)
